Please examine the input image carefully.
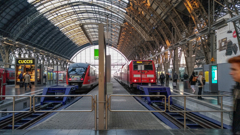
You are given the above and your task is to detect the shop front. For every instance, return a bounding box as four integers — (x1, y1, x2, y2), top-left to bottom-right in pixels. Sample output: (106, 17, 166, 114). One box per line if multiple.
(15, 58, 37, 88)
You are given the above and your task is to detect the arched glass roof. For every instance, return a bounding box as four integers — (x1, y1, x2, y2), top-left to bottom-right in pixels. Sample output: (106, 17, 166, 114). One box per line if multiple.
(71, 45, 128, 75)
(27, 0, 129, 47)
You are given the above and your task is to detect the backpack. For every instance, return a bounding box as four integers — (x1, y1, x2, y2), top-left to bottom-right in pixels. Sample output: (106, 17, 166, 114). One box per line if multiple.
(192, 76, 197, 82)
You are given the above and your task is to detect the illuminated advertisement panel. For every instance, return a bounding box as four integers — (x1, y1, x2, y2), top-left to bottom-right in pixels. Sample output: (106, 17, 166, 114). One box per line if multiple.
(212, 65, 217, 83)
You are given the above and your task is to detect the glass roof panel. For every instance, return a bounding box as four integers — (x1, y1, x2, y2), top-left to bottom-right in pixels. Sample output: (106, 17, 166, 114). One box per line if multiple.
(28, 0, 128, 46)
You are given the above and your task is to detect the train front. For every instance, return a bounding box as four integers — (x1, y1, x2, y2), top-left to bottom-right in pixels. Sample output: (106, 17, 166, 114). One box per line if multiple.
(67, 63, 89, 89)
(130, 60, 156, 88)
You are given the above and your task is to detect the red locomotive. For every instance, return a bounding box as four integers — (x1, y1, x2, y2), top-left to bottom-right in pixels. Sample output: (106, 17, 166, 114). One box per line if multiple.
(114, 60, 157, 91)
(66, 63, 98, 92)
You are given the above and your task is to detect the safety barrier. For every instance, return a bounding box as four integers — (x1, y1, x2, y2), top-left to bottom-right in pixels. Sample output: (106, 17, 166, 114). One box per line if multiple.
(105, 95, 167, 129)
(0, 95, 97, 130)
(0, 95, 32, 130)
(168, 95, 232, 129)
(0, 94, 232, 130)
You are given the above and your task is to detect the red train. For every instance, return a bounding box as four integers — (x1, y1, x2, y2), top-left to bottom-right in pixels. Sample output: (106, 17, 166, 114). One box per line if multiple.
(114, 60, 157, 91)
(0, 68, 15, 84)
(66, 63, 98, 91)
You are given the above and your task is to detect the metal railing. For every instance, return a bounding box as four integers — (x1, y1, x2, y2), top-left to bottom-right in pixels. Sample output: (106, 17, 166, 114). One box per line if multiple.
(105, 95, 166, 129)
(0, 94, 233, 130)
(0, 95, 32, 129)
(168, 95, 232, 129)
(0, 95, 97, 130)
(32, 95, 97, 130)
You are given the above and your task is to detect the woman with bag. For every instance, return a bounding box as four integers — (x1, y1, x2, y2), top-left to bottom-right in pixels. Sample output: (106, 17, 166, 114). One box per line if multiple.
(189, 72, 197, 93)
(197, 71, 204, 99)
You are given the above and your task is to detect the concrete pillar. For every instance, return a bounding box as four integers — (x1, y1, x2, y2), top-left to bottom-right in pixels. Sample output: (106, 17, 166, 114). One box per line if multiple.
(98, 24, 106, 130)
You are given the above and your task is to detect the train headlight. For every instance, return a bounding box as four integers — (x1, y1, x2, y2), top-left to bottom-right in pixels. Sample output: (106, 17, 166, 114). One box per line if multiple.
(81, 78, 83, 81)
(151, 79, 154, 82)
(69, 78, 72, 81)
(134, 79, 137, 82)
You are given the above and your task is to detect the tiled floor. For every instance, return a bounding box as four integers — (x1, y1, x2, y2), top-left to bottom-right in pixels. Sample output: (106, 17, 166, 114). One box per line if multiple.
(0, 129, 233, 135)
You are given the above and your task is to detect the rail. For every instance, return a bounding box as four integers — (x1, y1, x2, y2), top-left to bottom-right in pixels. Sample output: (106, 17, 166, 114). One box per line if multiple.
(0, 95, 97, 130)
(0, 95, 32, 130)
(105, 95, 167, 129)
(168, 95, 232, 129)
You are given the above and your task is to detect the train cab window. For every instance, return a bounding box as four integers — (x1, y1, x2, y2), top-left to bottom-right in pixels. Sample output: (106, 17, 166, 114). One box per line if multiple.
(68, 67, 86, 75)
(144, 65, 153, 70)
(133, 61, 153, 70)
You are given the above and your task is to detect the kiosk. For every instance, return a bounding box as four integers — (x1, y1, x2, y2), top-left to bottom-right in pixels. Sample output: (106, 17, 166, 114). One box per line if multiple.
(15, 58, 38, 88)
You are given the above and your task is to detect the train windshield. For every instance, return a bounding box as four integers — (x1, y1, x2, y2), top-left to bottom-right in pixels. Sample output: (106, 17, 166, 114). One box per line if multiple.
(133, 61, 153, 70)
(68, 67, 86, 75)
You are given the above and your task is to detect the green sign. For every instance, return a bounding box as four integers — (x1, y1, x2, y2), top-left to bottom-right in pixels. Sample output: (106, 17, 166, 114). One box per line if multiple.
(94, 49, 99, 60)
(212, 65, 217, 83)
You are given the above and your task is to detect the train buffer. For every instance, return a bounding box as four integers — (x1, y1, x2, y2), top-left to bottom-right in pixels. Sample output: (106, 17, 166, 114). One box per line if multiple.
(41, 85, 78, 105)
(137, 85, 172, 105)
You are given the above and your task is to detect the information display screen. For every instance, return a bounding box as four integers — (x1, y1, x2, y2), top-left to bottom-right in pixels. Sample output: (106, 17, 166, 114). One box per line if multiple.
(212, 65, 217, 83)
(94, 49, 99, 60)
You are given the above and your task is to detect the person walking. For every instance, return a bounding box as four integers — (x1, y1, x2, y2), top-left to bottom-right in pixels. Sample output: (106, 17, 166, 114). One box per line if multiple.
(24, 71, 32, 90)
(173, 72, 178, 88)
(189, 72, 197, 93)
(160, 73, 165, 86)
(228, 56, 240, 135)
(19, 71, 23, 87)
(197, 71, 204, 99)
(166, 73, 169, 86)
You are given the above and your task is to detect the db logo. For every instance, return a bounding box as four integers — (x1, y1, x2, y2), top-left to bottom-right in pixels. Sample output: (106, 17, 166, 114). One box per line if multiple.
(233, 31, 237, 38)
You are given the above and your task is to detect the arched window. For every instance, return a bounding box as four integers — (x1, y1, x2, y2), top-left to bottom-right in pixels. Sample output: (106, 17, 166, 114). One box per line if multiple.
(71, 45, 128, 76)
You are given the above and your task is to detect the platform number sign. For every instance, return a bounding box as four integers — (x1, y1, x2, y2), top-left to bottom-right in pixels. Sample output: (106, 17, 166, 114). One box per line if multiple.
(94, 49, 99, 60)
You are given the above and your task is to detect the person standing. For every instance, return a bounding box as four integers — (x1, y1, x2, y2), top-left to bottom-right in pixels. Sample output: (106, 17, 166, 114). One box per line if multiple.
(228, 56, 240, 135)
(173, 72, 178, 88)
(19, 71, 23, 87)
(24, 71, 32, 90)
(189, 72, 197, 93)
(197, 71, 204, 99)
(166, 73, 169, 86)
(183, 72, 189, 80)
(160, 73, 165, 86)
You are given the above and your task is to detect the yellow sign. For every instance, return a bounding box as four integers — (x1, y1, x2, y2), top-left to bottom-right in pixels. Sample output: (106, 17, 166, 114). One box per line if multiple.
(17, 60, 34, 64)
(211, 57, 215, 62)
(137, 61, 142, 63)
(205, 71, 209, 83)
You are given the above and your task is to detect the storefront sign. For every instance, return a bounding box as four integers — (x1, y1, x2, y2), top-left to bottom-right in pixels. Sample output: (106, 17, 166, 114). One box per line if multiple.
(212, 66, 217, 83)
(17, 59, 35, 64)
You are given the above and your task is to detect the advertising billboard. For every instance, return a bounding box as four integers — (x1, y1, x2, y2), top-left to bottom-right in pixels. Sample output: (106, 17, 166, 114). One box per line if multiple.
(216, 14, 239, 64)
(212, 65, 217, 84)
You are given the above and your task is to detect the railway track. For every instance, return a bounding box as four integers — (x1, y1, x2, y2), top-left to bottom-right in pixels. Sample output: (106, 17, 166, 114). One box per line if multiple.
(115, 78, 226, 129)
(0, 103, 61, 129)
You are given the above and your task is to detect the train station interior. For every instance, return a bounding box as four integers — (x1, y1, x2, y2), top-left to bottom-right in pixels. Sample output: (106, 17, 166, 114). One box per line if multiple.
(0, 0, 239, 134)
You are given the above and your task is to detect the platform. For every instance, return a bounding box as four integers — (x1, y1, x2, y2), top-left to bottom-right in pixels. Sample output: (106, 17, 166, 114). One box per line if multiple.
(31, 79, 169, 130)
(157, 81, 233, 108)
(0, 129, 233, 135)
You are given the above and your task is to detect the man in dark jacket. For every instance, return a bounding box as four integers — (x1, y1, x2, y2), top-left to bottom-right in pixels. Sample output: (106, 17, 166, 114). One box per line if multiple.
(159, 73, 165, 86)
(173, 72, 178, 88)
(228, 56, 240, 134)
(19, 71, 23, 87)
(183, 72, 189, 80)
(166, 73, 169, 86)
